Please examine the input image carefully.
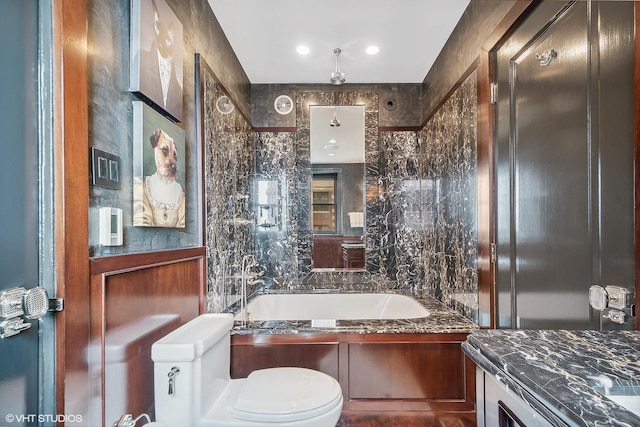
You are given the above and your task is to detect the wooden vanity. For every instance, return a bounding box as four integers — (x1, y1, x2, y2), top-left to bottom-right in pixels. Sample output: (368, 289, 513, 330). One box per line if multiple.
(341, 243, 365, 269)
(312, 236, 363, 268)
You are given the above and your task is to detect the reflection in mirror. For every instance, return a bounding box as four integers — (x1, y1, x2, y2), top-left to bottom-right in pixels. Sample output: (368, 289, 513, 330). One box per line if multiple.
(310, 105, 365, 270)
(255, 176, 284, 231)
(311, 174, 338, 233)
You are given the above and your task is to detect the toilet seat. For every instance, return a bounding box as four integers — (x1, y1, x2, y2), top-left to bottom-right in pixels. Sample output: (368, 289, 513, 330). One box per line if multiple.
(231, 367, 343, 423)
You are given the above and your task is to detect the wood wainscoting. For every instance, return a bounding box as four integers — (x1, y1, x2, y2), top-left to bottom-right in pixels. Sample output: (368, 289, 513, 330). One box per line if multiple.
(231, 332, 475, 425)
(89, 247, 205, 427)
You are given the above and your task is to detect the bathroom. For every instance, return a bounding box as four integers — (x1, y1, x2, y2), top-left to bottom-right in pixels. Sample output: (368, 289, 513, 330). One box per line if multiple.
(88, 1, 483, 424)
(1, 0, 638, 426)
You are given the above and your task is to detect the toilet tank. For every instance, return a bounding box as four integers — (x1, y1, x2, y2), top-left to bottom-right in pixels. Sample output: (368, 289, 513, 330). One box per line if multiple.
(102, 314, 180, 427)
(151, 313, 234, 427)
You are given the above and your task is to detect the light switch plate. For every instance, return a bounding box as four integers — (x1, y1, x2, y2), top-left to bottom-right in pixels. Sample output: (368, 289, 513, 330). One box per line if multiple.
(91, 147, 121, 189)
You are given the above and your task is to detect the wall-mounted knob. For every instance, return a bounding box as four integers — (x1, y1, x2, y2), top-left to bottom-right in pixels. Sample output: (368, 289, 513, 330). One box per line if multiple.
(535, 49, 557, 66)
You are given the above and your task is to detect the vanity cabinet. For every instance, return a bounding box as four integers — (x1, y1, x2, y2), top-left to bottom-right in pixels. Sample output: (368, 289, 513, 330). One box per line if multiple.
(342, 243, 364, 269)
(312, 236, 362, 268)
(463, 330, 640, 426)
(476, 368, 553, 427)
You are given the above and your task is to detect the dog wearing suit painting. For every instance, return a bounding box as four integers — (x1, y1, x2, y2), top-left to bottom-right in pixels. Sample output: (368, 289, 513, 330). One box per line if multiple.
(133, 127, 185, 228)
(136, 0, 183, 120)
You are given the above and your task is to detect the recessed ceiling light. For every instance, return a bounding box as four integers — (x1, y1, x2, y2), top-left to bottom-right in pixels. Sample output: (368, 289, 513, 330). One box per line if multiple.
(328, 139, 337, 144)
(366, 45, 379, 55)
(296, 45, 310, 55)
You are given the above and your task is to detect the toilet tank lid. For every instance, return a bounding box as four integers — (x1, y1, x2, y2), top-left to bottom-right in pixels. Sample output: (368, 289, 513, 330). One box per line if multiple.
(104, 314, 180, 364)
(151, 313, 234, 362)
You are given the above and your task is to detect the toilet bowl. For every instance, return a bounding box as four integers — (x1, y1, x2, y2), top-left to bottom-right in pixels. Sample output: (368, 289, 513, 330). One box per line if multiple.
(151, 313, 343, 427)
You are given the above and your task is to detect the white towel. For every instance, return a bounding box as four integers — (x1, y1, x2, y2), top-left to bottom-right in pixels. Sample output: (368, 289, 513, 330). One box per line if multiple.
(348, 212, 364, 228)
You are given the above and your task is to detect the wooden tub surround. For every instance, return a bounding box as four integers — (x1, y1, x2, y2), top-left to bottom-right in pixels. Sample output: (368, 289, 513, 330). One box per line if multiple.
(230, 290, 477, 425)
(231, 332, 475, 424)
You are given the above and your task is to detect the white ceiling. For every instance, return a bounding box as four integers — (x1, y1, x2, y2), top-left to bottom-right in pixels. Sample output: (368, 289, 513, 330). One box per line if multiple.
(310, 106, 365, 163)
(206, 0, 470, 84)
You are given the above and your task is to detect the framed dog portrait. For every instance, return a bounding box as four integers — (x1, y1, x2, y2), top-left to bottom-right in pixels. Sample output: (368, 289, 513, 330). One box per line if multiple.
(133, 101, 186, 228)
(130, 0, 184, 122)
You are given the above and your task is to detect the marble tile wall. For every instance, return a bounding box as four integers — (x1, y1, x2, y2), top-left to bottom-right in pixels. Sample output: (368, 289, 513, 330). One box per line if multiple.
(254, 132, 299, 287)
(379, 131, 423, 290)
(252, 91, 396, 290)
(420, 70, 479, 321)
(290, 91, 382, 281)
(207, 74, 479, 321)
(202, 68, 255, 313)
(249, 77, 479, 324)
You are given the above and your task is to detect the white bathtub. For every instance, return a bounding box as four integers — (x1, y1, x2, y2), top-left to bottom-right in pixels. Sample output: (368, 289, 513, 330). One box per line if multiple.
(234, 293, 430, 323)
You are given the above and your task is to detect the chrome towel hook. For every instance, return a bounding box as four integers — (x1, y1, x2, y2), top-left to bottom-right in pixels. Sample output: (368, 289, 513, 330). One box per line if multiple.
(535, 49, 558, 67)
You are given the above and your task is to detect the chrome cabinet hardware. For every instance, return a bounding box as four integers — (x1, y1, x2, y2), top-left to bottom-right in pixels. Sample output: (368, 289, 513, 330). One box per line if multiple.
(604, 310, 626, 324)
(0, 286, 63, 338)
(0, 318, 32, 338)
(589, 285, 635, 325)
(490, 83, 498, 104)
(589, 285, 608, 311)
(605, 286, 633, 310)
(589, 285, 634, 311)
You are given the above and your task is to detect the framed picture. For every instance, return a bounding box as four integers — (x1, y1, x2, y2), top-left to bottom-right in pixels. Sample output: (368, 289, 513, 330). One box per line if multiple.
(130, 0, 183, 122)
(133, 101, 186, 228)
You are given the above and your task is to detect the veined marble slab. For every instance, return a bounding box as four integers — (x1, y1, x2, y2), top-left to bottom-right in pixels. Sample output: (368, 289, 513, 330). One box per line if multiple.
(232, 289, 477, 335)
(463, 329, 640, 426)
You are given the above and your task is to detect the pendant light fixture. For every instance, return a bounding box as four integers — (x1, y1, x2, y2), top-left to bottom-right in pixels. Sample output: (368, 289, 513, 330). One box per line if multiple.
(330, 106, 341, 127)
(330, 48, 345, 85)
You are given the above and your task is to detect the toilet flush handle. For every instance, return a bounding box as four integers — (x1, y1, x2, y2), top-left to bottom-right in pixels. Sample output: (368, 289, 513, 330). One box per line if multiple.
(167, 366, 180, 395)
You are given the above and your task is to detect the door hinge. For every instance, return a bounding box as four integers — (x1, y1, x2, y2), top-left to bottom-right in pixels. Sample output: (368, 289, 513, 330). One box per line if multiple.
(490, 83, 498, 105)
(490, 243, 497, 264)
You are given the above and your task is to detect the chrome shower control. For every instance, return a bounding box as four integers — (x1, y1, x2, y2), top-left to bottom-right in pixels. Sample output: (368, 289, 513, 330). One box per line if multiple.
(168, 366, 180, 395)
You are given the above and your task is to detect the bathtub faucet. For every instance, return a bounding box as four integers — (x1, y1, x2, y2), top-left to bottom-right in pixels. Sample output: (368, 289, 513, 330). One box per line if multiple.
(240, 255, 262, 326)
(248, 278, 265, 287)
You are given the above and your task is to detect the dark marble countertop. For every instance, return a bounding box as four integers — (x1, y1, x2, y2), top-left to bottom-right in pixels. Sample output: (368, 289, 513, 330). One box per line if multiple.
(462, 329, 640, 426)
(231, 289, 478, 335)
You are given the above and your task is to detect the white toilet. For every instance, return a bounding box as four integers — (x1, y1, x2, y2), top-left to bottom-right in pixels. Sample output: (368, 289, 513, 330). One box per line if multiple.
(151, 313, 343, 427)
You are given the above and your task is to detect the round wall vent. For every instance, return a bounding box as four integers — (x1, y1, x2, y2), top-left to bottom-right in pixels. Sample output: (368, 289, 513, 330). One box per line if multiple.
(383, 98, 397, 111)
(274, 95, 294, 115)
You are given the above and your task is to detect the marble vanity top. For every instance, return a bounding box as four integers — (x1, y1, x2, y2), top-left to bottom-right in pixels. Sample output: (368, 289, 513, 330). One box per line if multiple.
(231, 289, 478, 335)
(463, 329, 640, 426)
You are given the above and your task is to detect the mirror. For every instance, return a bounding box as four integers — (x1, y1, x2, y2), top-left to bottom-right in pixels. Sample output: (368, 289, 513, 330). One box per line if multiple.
(310, 105, 365, 270)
